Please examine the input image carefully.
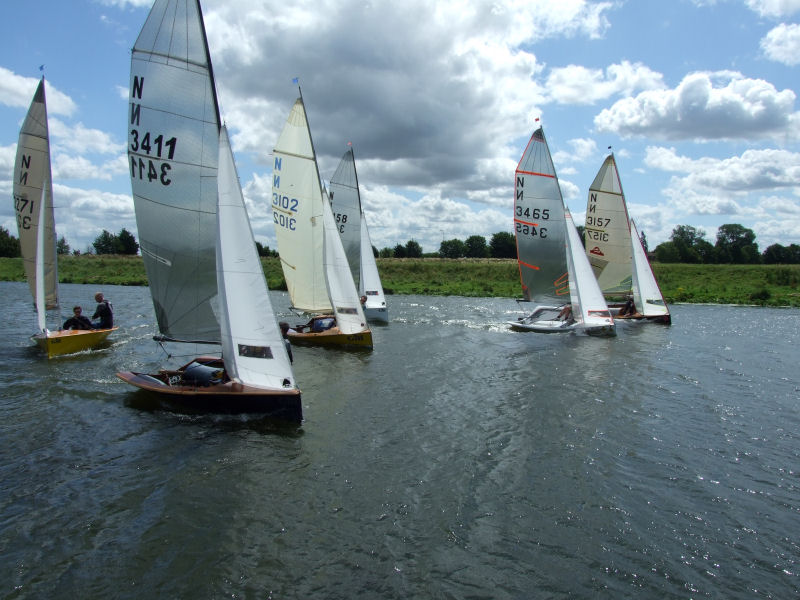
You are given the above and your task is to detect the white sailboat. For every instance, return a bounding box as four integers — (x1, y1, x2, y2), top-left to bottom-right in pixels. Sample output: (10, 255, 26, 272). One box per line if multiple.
(627, 219, 672, 324)
(13, 77, 117, 357)
(586, 153, 671, 324)
(116, 0, 300, 420)
(585, 153, 632, 296)
(271, 95, 372, 349)
(508, 125, 615, 335)
(329, 147, 388, 323)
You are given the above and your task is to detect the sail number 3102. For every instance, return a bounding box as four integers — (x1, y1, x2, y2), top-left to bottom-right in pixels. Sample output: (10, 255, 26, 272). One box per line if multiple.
(273, 194, 298, 231)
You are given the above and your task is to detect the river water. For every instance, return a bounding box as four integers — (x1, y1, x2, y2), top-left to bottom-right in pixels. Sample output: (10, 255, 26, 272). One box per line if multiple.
(1, 281, 798, 599)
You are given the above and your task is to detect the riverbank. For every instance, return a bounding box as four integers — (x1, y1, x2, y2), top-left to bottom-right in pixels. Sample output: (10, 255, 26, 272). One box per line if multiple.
(1, 256, 798, 306)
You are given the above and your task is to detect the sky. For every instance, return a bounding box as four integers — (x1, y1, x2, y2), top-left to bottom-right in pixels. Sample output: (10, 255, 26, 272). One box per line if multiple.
(1, 0, 799, 255)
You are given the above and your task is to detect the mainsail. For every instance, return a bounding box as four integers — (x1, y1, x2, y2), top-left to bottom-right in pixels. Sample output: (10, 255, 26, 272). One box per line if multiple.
(329, 148, 361, 284)
(216, 125, 296, 389)
(585, 154, 632, 295)
(129, 0, 221, 341)
(271, 98, 331, 313)
(630, 219, 670, 320)
(513, 126, 568, 304)
(14, 77, 58, 312)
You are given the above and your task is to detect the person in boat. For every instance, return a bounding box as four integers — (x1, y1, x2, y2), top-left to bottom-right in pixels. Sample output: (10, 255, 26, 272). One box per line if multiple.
(91, 292, 113, 329)
(618, 296, 636, 317)
(63, 306, 93, 330)
(360, 295, 367, 306)
(557, 304, 573, 322)
(294, 315, 336, 333)
(279, 322, 294, 363)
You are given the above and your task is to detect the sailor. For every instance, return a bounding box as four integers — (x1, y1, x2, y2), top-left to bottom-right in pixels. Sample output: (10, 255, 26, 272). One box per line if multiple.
(91, 292, 114, 329)
(63, 306, 93, 330)
(618, 295, 636, 317)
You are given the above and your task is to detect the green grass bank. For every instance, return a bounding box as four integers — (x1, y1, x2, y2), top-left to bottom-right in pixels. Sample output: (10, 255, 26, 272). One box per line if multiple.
(1, 256, 798, 307)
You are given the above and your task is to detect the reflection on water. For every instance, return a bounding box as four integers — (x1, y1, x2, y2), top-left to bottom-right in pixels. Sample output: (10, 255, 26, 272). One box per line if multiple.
(1, 282, 799, 598)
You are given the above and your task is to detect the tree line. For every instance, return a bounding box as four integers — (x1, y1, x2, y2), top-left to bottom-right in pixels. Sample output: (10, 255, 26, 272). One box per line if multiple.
(0, 227, 139, 257)
(652, 224, 800, 264)
(3, 223, 798, 265)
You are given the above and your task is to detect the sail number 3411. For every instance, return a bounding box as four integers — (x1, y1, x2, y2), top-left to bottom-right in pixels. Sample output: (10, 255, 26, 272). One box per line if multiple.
(129, 130, 176, 186)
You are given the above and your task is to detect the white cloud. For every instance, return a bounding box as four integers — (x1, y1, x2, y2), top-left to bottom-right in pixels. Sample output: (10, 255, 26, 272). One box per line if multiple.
(545, 61, 665, 105)
(49, 119, 125, 156)
(745, 0, 800, 18)
(643, 146, 800, 245)
(0, 67, 77, 117)
(595, 71, 798, 141)
(761, 23, 800, 65)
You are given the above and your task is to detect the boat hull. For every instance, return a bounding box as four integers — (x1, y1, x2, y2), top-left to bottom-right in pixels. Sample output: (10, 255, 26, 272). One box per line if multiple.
(507, 320, 577, 333)
(116, 357, 302, 422)
(288, 326, 373, 349)
(364, 306, 389, 323)
(33, 327, 117, 358)
(615, 313, 672, 325)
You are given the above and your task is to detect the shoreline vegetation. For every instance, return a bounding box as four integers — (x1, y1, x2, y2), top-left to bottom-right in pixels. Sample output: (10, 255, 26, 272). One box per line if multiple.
(1, 255, 798, 307)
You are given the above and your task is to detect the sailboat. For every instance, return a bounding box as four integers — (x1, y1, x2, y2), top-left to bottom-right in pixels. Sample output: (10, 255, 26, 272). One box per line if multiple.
(271, 95, 373, 349)
(116, 0, 301, 420)
(585, 153, 632, 296)
(508, 125, 615, 336)
(13, 77, 117, 358)
(329, 147, 389, 323)
(585, 153, 671, 324)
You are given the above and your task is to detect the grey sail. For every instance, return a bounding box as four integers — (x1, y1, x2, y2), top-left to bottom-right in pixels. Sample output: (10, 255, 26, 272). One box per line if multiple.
(513, 126, 568, 304)
(329, 148, 361, 286)
(128, 0, 221, 341)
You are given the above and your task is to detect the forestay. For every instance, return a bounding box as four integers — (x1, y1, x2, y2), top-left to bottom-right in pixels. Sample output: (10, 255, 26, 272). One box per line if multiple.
(129, 0, 221, 341)
(271, 98, 331, 313)
(216, 126, 296, 390)
(14, 78, 58, 312)
(514, 126, 568, 304)
(585, 154, 632, 295)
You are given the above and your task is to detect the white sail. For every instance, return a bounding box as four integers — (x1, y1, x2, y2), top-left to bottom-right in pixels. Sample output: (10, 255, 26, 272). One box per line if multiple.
(35, 181, 48, 332)
(359, 216, 389, 320)
(329, 148, 361, 284)
(630, 219, 670, 320)
(272, 98, 331, 313)
(14, 77, 58, 312)
(585, 154, 632, 295)
(514, 126, 569, 304)
(216, 126, 296, 390)
(321, 190, 368, 334)
(565, 210, 615, 333)
(129, 0, 221, 341)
